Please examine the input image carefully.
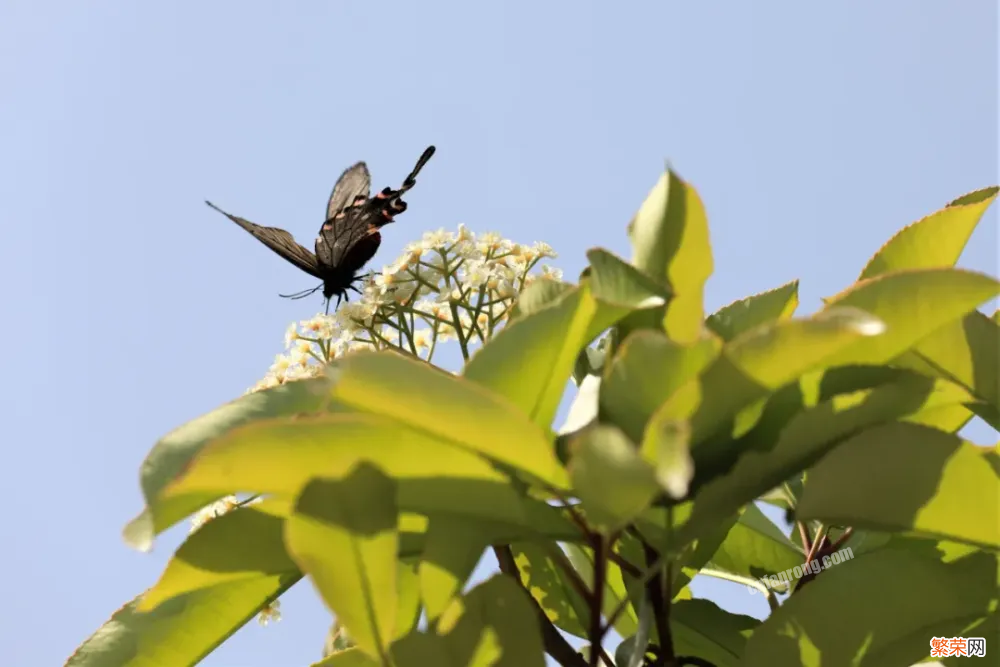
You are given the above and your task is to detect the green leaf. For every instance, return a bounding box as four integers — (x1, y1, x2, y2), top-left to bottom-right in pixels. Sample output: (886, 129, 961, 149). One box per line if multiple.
(507, 279, 576, 321)
(601, 329, 721, 443)
(706, 280, 800, 341)
(625, 598, 758, 667)
(567, 424, 660, 532)
(798, 422, 1000, 549)
(586, 247, 669, 308)
(674, 374, 975, 550)
(436, 574, 546, 667)
(322, 621, 356, 659)
(415, 503, 588, 622)
(645, 417, 694, 499)
(742, 549, 998, 667)
(155, 413, 535, 528)
(649, 308, 885, 468)
(858, 186, 998, 280)
(464, 282, 628, 430)
(627, 168, 713, 343)
(312, 647, 380, 667)
(138, 499, 299, 612)
(707, 502, 803, 581)
(820, 268, 1000, 367)
(419, 516, 492, 621)
(394, 562, 423, 641)
(123, 377, 331, 551)
(511, 541, 590, 638)
(632, 504, 740, 594)
(67, 578, 298, 667)
(284, 464, 400, 660)
(330, 351, 567, 488)
(897, 310, 1000, 428)
(128, 350, 568, 547)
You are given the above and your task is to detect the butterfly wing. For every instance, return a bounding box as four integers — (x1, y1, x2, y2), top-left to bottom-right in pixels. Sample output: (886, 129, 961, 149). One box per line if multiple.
(327, 162, 371, 221)
(315, 208, 380, 271)
(315, 146, 435, 275)
(206, 200, 322, 278)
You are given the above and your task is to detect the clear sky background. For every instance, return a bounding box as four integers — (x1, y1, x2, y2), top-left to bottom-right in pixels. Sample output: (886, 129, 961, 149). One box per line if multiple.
(1, 1, 997, 665)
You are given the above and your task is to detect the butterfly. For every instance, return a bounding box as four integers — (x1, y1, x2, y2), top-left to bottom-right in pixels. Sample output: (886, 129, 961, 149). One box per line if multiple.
(206, 145, 435, 314)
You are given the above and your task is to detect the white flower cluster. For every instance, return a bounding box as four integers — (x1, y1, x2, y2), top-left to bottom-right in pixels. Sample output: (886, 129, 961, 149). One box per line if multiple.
(248, 225, 561, 393)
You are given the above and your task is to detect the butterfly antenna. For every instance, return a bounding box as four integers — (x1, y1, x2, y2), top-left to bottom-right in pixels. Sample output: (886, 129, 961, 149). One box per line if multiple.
(279, 284, 323, 300)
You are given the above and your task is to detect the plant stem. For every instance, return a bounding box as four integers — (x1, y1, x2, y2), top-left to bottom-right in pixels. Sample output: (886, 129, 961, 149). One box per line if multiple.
(588, 534, 607, 667)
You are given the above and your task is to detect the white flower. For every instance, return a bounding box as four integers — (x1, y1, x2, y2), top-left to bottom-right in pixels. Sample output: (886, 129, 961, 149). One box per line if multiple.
(374, 265, 401, 293)
(388, 279, 420, 304)
(189, 495, 240, 533)
(477, 232, 505, 255)
(457, 223, 475, 242)
(464, 259, 492, 288)
(284, 323, 299, 349)
(533, 241, 556, 258)
(413, 328, 433, 349)
(299, 315, 335, 340)
(421, 228, 455, 250)
(338, 301, 377, 331)
(540, 265, 563, 281)
(258, 600, 281, 626)
(269, 354, 293, 376)
(495, 279, 516, 298)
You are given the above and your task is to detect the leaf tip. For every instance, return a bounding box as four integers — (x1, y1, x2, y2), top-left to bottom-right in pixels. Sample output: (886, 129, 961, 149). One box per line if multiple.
(122, 508, 155, 553)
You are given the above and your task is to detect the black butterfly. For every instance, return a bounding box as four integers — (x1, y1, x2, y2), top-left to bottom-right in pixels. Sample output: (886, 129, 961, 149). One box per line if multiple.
(206, 145, 436, 314)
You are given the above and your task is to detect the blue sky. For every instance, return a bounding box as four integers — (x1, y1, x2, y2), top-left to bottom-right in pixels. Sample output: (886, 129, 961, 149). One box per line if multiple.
(1, 1, 996, 665)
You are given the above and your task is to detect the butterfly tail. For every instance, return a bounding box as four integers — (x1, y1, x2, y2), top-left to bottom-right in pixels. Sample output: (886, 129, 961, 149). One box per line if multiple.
(401, 145, 436, 190)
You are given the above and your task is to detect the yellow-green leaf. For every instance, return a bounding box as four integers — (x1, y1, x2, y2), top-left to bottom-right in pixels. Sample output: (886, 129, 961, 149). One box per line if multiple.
(67, 578, 298, 667)
(897, 310, 1000, 428)
(464, 283, 627, 431)
(507, 278, 575, 321)
(675, 374, 976, 549)
(567, 425, 660, 532)
(798, 422, 1000, 549)
(511, 541, 589, 638)
(858, 186, 998, 280)
(706, 502, 803, 581)
(645, 417, 694, 499)
(652, 307, 885, 460)
(601, 329, 721, 443)
(586, 247, 669, 309)
(331, 351, 566, 488)
(139, 499, 299, 612)
(820, 268, 1000, 367)
(436, 574, 546, 667)
(742, 549, 997, 667)
(285, 465, 399, 660)
(628, 168, 713, 343)
(419, 516, 493, 621)
(706, 280, 800, 341)
(123, 377, 332, 551)
(160, 413, 532, 527)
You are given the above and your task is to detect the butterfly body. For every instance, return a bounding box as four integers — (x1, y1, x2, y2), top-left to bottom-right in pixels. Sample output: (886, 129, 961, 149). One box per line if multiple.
(207, 145, 435, 313)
